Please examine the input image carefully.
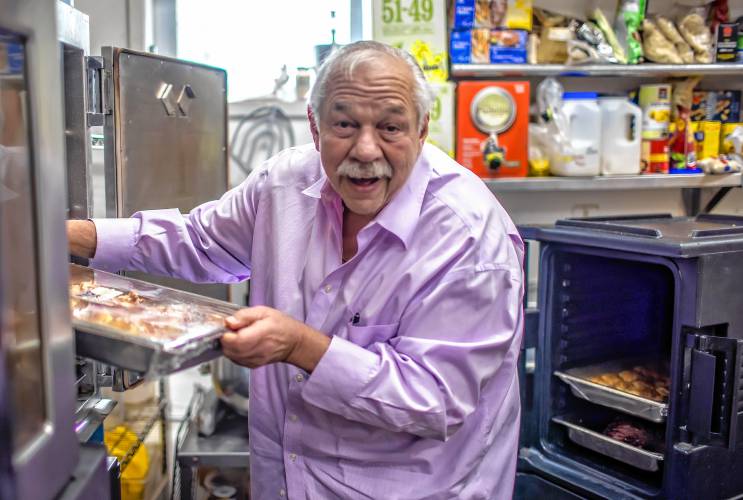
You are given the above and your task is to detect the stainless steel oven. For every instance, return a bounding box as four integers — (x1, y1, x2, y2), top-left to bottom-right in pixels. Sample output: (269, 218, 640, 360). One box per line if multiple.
(1, 0, 82, 498)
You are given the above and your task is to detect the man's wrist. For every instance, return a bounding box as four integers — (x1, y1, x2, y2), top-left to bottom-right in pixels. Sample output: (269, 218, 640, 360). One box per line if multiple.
(67, 219, 97, 258)
(287, 323, 331, 373)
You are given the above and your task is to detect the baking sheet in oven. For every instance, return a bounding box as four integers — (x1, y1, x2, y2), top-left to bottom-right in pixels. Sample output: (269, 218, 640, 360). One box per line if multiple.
(69, 264, 239, 376)
(553, 416, 664, 472)
(555, 360, 669, 423)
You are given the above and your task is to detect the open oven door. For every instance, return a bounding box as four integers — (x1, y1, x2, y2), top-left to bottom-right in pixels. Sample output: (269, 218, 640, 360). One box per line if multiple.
(685, 332, 743, 450)
(95, 47, 230, 300)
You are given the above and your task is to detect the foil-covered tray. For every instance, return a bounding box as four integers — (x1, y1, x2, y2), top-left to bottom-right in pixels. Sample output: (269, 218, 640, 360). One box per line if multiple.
(69, 264, 239, 377)
(554, 359, 669, 423)
(553, 416, 665, 472)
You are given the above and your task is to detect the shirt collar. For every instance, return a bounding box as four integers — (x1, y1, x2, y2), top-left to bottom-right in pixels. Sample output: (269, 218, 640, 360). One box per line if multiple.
(373, 151, 431, 249)
(301, 169, 328, 199)
(300, 147, 433, 249)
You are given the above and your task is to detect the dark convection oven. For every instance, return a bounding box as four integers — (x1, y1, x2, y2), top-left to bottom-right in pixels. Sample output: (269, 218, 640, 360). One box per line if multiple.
(516, 214, 743, 500)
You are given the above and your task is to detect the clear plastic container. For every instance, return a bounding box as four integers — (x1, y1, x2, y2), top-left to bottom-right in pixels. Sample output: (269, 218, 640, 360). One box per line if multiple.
(551, 92, 602, 176)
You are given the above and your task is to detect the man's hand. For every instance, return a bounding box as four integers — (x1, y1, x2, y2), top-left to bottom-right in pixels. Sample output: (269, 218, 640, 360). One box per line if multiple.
(67, 220, 97, 258)
(221, 306, 331, 372)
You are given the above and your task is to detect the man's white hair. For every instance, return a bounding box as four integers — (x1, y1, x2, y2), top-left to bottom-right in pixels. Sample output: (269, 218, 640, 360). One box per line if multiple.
(309, 41, 434, 130)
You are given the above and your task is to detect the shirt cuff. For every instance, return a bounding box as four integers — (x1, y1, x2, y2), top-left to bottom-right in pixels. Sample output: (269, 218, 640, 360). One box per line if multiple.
(89, 217, 139, 273)
(301, 336, 378, 412)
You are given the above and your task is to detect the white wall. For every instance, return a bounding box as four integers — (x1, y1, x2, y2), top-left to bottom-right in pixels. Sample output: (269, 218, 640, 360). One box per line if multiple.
(73, 0, 151, 53)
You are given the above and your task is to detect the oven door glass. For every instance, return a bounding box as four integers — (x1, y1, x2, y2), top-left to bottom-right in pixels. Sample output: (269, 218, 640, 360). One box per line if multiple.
(0, 27, 46, 455)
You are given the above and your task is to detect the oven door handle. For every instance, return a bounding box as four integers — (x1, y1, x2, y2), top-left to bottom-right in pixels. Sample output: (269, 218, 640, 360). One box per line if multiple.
(686, 333, 743, 449)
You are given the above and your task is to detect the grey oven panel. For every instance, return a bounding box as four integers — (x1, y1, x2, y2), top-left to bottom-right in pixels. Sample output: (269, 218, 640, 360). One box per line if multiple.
(1, 0, 79, 498)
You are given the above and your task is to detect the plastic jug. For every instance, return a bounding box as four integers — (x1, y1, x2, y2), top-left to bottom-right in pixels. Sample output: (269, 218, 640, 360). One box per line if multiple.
(599, 97, 643, 175)
(551, 92, 602, 176)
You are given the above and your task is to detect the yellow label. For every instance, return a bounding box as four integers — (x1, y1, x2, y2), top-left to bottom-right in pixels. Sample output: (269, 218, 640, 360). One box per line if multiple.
(700, 121, 722, 160)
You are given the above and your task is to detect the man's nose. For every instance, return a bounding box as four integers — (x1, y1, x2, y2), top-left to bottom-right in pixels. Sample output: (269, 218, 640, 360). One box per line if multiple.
(351, 127, 382, 163)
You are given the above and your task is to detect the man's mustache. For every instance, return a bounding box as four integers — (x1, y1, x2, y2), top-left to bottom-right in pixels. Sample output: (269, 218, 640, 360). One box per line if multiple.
(337, 159, 393, 179)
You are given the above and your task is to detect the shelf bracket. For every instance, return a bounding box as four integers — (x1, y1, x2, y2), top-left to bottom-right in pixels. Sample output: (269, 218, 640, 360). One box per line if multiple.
(702, 187, 734, 214)
(682, 188, 702, 216)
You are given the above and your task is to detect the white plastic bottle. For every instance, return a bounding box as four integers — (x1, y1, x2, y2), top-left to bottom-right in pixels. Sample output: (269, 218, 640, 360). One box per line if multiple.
(551, 92, 602, 176)
(599, 97, 643, 175)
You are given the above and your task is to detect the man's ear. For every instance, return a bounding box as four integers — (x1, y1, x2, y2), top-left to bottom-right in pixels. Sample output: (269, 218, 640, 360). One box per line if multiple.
(308, 105, 320, 151)
(418, 113, 430, 147)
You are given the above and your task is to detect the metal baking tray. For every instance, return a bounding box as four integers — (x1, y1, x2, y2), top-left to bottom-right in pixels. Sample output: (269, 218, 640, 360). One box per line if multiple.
(554, 360, 668, 423)
(69, 264, 239, 377)
(553, 416, 664, 472)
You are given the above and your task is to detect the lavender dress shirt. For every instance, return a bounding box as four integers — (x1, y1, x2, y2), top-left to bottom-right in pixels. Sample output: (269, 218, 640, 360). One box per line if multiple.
(91, 143, 524, 499)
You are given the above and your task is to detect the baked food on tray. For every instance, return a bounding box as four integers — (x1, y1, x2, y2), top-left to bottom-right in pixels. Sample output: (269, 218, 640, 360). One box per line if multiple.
(69, 278, 228, 342)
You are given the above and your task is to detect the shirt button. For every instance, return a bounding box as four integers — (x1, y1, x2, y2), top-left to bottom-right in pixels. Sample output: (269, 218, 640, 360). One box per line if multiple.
(295, 373, 304, 383)
(289, 414, 298, 422)
(289, 452, 297, 462)
(279, 488, 286, 497)
(323, 284, 332, 293)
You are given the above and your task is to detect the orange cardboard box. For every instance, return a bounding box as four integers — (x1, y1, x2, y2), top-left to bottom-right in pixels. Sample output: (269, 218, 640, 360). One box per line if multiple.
(456, 80, 530, 178)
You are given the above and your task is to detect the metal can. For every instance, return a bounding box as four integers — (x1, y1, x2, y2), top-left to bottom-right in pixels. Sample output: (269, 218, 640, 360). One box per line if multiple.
(641, 138, 670, 174)
(639, 84, 672, 140)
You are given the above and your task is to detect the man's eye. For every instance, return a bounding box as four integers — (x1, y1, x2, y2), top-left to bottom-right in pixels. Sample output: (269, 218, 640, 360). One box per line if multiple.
(383, 125, 401, 133)
(336, 121, 352, 128)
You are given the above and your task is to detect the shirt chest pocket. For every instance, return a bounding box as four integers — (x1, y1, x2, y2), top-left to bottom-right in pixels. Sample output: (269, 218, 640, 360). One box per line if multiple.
(344, 322, 399, 349)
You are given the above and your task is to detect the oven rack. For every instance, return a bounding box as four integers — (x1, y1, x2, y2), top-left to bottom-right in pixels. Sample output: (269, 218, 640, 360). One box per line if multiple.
(108, 398, 167, 472)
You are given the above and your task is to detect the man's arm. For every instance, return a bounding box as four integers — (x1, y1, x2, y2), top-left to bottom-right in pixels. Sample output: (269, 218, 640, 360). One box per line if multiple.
(76, 164, 266, 282)
(301, 265, 524, 441)
(67, 219, 97, 258)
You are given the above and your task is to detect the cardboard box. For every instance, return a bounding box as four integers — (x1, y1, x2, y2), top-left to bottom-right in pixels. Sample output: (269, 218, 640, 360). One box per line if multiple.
(716, 22, 739, 62)
(453, 0, 507, 30)
(490, 29, 527, 63)
(450, 30, 472, 64)
(449, 29, 490, 64)
(697, 121, 722, 160)
(707, 90, 741, 123)
(426, 82, 455, 158)
(373, 0, 448, 81)
(691, 91, 709, 122)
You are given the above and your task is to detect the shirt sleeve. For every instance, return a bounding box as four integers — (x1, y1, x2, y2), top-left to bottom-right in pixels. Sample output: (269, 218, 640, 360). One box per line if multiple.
(90, 163, 268, 283)
(301, 263, 524, 441)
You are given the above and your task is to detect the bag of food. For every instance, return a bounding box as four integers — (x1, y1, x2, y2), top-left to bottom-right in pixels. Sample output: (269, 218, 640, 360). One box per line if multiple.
(642, 18, 683, 64)
(656, 16, 695, 63)
(504, 0, 532, 31)
(678, 8, 714, 63)
(592, 8, 626, 64)
(534, 8, 570, 64)
(568, 19, 617, 64)
(613, 0, 646, 64)
(533, 78, 576, 174)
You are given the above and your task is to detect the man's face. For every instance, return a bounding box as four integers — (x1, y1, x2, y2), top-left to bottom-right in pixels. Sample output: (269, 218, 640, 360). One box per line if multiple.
(310, 54, 428, 218)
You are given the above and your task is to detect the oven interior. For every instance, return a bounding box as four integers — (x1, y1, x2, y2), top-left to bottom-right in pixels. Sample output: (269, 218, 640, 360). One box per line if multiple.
(541, 249, 676, 492)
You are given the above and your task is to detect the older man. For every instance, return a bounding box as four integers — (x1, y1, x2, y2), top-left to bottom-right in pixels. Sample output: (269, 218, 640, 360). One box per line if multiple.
(68, 41, 524, 499)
